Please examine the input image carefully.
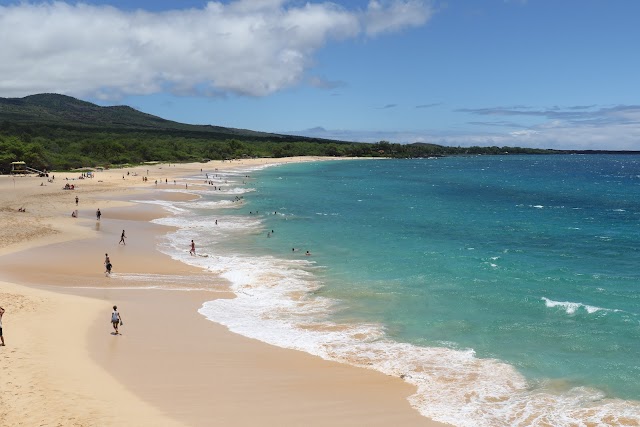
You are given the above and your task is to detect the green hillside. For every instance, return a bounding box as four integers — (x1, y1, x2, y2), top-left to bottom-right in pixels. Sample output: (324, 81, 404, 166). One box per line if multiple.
(0, 93, 373, 171)
(0, 93, 287, 139)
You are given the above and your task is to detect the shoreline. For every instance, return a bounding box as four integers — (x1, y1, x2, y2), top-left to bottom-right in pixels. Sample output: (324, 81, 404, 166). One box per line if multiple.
(0, 158, 448, 426)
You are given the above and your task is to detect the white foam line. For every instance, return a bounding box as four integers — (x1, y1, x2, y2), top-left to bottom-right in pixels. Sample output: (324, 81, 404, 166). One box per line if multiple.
(542, 297, 629, 315)
(199, 281, 640, 427)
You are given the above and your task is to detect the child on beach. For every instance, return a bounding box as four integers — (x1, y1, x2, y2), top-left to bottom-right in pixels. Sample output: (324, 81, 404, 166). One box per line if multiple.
(111, 306, 122, 335)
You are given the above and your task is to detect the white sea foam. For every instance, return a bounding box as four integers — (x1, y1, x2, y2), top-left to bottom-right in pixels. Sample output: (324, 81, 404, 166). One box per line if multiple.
(131, 199, 190, 214)
(154, 214, 262, 232)
(186, 199, 241, 209)
(542, 297, 622, 315)
(194, 258, 640, 426)
(145, 166, 640, 427)
(215, 187, 255, 195)
(202, 162, 283, 177)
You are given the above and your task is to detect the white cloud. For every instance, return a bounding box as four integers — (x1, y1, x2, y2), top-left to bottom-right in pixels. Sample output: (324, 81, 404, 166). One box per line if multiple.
(513, 121, 640, 151)
(509, 129, 539, 138)
(453, 105, 640, 150)
(364, 0, 433, 36)
(0, 0, 433, 99)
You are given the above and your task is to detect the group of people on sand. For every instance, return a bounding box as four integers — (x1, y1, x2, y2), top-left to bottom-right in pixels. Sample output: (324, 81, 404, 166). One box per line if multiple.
(85, 199, 129, 333)
(97, 167, 315, 340)
(104, 224, 124, 335)
(103, 228, 125, 336)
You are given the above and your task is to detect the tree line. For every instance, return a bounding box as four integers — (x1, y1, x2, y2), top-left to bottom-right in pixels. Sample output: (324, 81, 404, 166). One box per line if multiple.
(0, 120, 562, 173)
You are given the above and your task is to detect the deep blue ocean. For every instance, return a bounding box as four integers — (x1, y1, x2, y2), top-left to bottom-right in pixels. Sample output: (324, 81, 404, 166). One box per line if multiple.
(148, 155, 640, 426)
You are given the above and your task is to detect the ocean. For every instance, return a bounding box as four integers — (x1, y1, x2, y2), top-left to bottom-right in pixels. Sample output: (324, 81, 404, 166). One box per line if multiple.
(144, 155, 640, 426)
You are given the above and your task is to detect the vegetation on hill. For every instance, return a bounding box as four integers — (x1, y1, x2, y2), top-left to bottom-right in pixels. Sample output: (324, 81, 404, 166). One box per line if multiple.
(0, 93, 566, 173)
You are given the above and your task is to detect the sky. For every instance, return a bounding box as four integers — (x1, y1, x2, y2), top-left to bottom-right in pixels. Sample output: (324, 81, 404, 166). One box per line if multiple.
(1, 0, 639, 150)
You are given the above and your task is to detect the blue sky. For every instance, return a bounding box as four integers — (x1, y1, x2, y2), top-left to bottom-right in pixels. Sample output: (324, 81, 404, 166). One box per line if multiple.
(1, 0, 639, 149)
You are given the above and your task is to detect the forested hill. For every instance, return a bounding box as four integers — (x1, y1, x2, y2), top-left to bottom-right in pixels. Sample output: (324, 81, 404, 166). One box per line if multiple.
(0, 93, 287, 139)
(0, 93, 371, 171)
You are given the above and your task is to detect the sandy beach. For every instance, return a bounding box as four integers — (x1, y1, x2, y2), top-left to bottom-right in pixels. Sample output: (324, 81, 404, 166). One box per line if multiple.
(0, 158, 449, 426)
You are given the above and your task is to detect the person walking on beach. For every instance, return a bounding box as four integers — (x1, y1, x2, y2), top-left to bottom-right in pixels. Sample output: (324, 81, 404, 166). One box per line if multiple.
(119, 230, 126, 245)
(104, 253, 112, 276)
(189, 240, 196, 256)
(75, 195, 78, 206)
(0, 306, 5, 346)
(111, 305, 122, 335)
(96, 208, 101, 221)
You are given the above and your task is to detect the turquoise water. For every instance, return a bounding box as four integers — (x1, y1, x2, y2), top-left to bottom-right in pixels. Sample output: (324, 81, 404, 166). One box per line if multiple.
(252, 156, 640, 396)
(153, 155, 640, 426)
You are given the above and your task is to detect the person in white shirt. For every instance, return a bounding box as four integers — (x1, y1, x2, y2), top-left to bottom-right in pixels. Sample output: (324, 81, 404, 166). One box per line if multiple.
(111, 306, 122, 335)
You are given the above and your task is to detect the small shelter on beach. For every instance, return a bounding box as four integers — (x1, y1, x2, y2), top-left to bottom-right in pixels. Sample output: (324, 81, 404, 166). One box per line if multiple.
(10, 161, 27, 174)
(10, 161, 48, 176)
